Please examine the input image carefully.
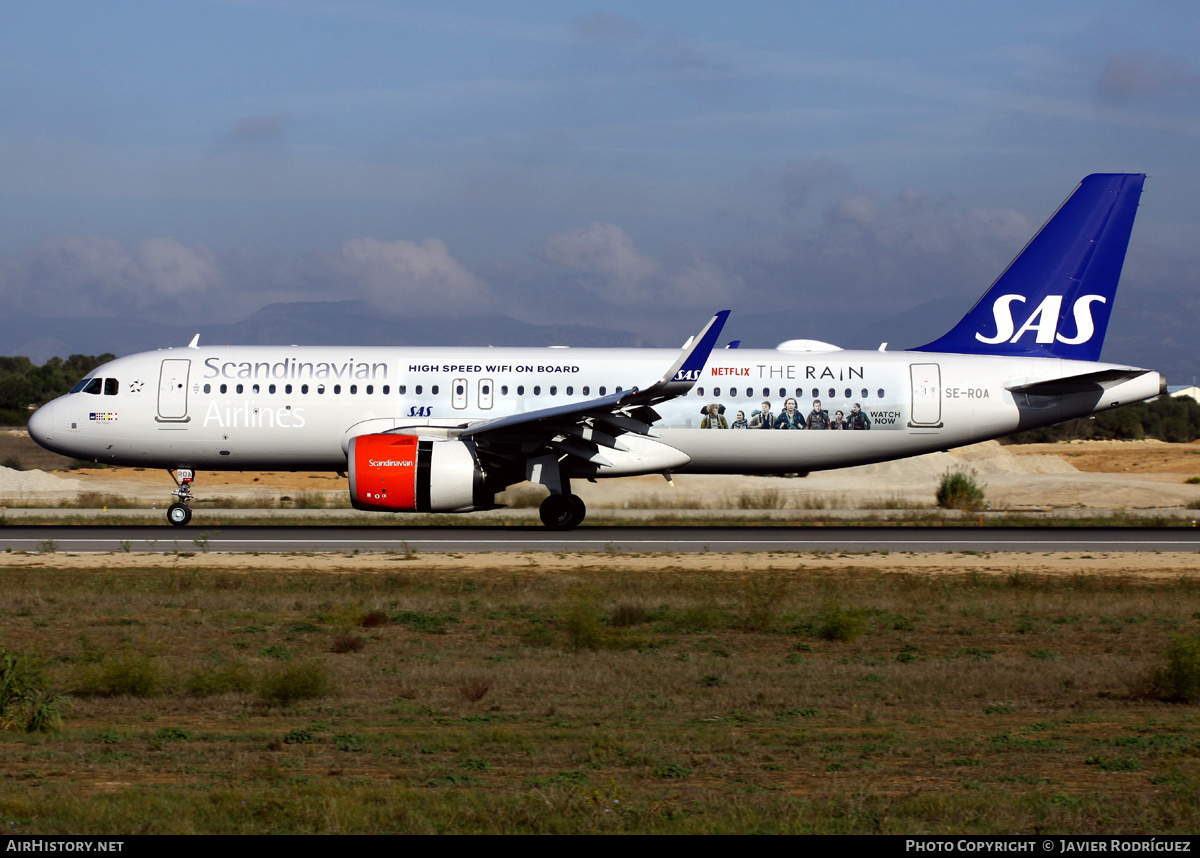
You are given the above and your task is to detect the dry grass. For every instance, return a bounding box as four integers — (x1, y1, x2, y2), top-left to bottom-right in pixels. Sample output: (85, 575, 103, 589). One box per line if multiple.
(0, 560, 1198, 833)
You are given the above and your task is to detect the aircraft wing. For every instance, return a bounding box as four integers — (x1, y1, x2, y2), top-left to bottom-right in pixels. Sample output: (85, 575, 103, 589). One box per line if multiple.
(452, 311, 729, 468)
(1006, 368, 1158, 397)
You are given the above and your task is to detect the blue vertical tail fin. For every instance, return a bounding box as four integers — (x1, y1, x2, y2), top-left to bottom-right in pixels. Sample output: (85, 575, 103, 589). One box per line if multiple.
(912, 173, 1144, 361)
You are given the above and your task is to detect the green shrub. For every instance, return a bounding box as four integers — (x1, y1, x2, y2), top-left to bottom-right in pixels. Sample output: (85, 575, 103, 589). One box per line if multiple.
(330, 635, 367, 654)
(736, 488, 789, 510)
(610, 603, 649, 627)
(333, 733, 365, 752)
(936, 469, 987, 511)
(1150, 636, 1200, 702)
(563, 603, 608, 650)
(183, 662, 254, 697)
(9, 690, 67, 733)
(358, 611, 389, 628)
(75, 655, 162, 698)
(818, 602, 867, 643)
(154, 727, 192, 742)
(257, 660, 334, 707)
(0, 652, 66, 733)
(1085, 755, 1142, 772)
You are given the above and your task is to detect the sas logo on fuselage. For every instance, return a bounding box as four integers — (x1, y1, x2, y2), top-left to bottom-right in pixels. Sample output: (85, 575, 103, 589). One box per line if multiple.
(673, 369, 703, 382)
(407, 406, 434, 417)
(976, 294, 1106, 345)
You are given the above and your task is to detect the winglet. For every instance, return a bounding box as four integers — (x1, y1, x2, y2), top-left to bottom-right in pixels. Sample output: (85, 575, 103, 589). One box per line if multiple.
(632, 310, 730, 405)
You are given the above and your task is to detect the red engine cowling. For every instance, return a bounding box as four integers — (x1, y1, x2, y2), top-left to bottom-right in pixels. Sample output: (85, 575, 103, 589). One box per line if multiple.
(348, 434, 488, 512)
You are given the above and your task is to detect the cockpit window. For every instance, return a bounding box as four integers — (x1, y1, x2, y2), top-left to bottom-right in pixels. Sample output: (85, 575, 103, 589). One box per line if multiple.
(81, 378, 102, 395)
(104, 378, 119, 396)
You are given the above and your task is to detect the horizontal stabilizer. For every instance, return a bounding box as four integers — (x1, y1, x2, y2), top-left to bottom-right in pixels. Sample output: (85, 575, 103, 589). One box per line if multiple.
(1006, 369, 1157, 397)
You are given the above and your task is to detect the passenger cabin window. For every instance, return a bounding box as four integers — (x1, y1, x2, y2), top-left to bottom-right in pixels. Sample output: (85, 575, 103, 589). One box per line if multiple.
(220, 383, 228, 394)
(301, 384, 309, 394)
(414, 385, 420, 395)
(203, 383, 211, 394)
(517, 385, 525, 395)
(269, 384, 277, 394)
(383, 385, 390, 394)
(349, 384, 357, 394)
(398, 385, 406, 395)
(430, 385, 438, 395)
(366, 385, 374, 394)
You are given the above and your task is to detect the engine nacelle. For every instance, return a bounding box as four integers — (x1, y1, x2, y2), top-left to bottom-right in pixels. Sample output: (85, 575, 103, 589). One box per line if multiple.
(348, 434, 488, 513)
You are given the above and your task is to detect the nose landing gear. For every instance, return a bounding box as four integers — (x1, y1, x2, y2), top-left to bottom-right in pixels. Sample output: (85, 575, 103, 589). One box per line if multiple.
(167, 468, 195, 526)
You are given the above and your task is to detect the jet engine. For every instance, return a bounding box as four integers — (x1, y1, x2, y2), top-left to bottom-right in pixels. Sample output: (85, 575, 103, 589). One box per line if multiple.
(348, 434, 489, 512)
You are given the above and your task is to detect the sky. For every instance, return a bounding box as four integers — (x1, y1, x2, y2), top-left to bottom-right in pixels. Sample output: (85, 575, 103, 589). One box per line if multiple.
(0, 0, 1197, 355)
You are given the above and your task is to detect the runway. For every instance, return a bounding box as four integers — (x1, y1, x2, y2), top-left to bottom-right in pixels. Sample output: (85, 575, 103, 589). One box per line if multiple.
(2, 525, 1199, 554)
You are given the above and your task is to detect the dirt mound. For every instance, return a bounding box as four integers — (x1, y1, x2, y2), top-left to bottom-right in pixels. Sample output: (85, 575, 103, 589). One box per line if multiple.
(835, 440, 1078, 477)
(0, 466, 83, 496)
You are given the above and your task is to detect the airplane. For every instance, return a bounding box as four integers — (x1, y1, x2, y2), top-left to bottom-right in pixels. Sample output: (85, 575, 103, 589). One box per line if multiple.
(26, 173, 1163, 529)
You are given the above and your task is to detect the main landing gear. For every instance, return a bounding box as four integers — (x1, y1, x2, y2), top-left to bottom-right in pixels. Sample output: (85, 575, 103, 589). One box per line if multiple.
(539, 493, 586, 529)
(167, 468, 195, 526)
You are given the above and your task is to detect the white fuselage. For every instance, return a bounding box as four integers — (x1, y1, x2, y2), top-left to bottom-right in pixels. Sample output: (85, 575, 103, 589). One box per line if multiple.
(29, 344, 1163, 478)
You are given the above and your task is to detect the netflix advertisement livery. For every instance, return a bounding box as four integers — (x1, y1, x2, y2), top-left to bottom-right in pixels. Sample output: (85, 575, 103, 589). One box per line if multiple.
(28, 175, 1165, 528)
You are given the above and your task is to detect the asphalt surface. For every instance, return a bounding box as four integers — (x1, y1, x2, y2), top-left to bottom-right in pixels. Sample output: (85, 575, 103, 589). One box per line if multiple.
(2, 525, 1199, 554)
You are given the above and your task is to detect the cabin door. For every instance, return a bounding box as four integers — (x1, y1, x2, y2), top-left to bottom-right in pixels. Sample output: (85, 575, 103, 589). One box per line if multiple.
(908, 363, 943, 428)
(157, 359, 191, 423)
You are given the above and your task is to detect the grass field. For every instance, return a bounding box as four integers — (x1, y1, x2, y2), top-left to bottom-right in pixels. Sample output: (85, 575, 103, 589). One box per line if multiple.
(0, 556, 1198, 833)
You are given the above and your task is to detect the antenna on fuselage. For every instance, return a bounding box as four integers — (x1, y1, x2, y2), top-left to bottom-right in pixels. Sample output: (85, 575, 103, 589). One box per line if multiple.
(187, 334, 200, 349)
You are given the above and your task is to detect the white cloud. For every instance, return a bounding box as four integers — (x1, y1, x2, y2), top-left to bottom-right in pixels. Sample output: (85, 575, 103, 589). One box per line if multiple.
(540, 222, 659, 303)
(0, 235, 225, 318)
(328, 237, 492, 315)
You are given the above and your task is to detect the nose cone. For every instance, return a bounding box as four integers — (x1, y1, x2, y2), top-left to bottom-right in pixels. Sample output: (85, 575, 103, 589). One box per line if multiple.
(27, 400, 55, 447)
